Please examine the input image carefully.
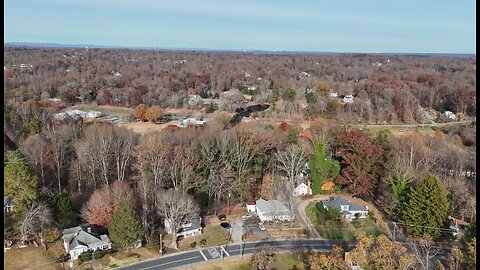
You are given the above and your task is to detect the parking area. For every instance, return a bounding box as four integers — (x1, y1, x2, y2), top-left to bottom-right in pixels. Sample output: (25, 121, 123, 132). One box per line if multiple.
(242, 216, 269, 241)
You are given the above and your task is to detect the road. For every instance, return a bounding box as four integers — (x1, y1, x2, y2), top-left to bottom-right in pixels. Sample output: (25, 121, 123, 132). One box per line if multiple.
(117, 239, 355, 270)
(364, 119, 474, 128)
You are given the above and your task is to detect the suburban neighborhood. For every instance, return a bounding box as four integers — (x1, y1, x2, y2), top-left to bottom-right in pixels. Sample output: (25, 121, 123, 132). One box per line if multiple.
(3, 1, 477, 269)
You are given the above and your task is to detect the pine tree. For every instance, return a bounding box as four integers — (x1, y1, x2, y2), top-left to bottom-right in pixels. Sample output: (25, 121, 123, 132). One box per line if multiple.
(4, 150, 38, 218)
(108, 200, 144, 249)
(309, 137, 340, 195)
(401, 175, 449, 238)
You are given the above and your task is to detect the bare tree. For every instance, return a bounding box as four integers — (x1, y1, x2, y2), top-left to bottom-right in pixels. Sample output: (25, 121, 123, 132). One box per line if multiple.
(274, 145, 306, 227)
(20, 134, 48, 189)
(155, 189, 199, 248)
(134, 132, 169, 202)
(20, 201, 52, 250)
(168, 146, 200, 192)
(230, 131, 257, 200)
(412, 237, 440, 270)
(112, 126, 137, 182)
(44, 125, 72, 193)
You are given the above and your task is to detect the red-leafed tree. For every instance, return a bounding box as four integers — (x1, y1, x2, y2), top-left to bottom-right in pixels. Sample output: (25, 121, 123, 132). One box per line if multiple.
(81, 180, 133, 228)
(334, 129, 386, 197)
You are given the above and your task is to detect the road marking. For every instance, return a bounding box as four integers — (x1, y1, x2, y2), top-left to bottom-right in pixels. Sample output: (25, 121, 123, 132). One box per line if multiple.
(141, 256, 201, 269)
(199, 249, 208, 261)
(207, 248, 221, 258)
(220, 246, 230, 257)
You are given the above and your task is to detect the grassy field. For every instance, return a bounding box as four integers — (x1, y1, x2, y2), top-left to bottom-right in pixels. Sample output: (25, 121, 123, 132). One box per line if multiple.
(66, 104, 134, 116)
(305, 201, 384, 240)
(178, 224, 230, 251)
(4, 246, 62, 270)
(92, 248, 160, 269)
(186, 252, 306, 270)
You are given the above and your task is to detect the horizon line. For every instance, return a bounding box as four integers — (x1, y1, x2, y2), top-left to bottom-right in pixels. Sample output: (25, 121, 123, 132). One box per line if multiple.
(4, 41, 476, 56)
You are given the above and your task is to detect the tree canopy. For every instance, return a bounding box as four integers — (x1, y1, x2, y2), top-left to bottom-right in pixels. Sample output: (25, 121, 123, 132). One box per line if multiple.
(401, 174, 449, 238)
(108, 200, 144, 249)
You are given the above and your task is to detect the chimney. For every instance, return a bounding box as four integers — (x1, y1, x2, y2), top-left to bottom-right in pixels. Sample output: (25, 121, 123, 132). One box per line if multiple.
(87, 227, 92, 234)
(65, 240, 70, 252)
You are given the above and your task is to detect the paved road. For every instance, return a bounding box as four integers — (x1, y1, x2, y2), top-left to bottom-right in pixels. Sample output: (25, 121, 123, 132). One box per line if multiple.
(364, 119, 474, 128)
(117, 239, 355, 270)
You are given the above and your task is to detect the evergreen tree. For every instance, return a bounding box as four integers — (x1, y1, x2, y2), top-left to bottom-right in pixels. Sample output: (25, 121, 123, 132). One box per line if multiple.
(401, 175, 449, 238)
(309, 137, 340, 195)
(4, 150, 38, 218)
(108, 200, 144, 249)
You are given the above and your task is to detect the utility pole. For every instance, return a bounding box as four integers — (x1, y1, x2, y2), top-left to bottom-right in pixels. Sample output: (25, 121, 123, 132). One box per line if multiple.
(159, 233, 163, 255)
(392, 222, 396, 242)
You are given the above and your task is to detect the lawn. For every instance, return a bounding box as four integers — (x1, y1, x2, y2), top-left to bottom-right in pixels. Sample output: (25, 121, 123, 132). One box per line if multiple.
(94, 248, 159, 269)
(351, 217, 383, 237)
(178, 224, 230, 251)
(305, 201, 383, 240)
(4, 246, 62, 270)
(185, 252, 305, 270)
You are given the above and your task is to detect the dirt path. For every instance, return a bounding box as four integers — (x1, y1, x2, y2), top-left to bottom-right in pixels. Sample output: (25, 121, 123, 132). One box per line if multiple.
(297, 194, 392, 239)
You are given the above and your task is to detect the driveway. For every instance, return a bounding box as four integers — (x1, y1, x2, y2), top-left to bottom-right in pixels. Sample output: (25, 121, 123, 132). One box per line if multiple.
(230, 219, 243, 243)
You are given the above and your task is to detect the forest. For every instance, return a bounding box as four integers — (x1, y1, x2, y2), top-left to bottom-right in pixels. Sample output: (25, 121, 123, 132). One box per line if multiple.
(3, 47, 476, 252)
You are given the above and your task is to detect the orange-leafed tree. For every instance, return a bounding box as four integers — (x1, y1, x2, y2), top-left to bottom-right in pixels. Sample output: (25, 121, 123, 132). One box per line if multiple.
(145, 105, 162, 123)
(321, 181, 335, 193)
(133, 104, 148, 121)
(80, 180, 133, 228)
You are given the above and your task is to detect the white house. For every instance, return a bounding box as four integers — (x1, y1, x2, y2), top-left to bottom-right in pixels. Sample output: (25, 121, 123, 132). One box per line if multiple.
(343, 95, 354, 104)
(322, 197, 369, 221)
(62, 225, 112, 260)
(165, 213, 202, 239)
(444, 111, 457, 120)
(176, 118, 206, 128)
(246, 201, 256, 212)
(293, 181, 312, 196)
(255, 199, 293, 222)
(4, 196, 16, 213)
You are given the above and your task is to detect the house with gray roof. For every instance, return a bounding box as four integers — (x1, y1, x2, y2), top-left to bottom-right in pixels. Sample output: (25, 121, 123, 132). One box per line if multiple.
(255, 199, 293, 222)
(62, 225, 112, 260)
(4, 196, 16, 213)
(165, 213, 202, 239)
(322, 197, 369, 221)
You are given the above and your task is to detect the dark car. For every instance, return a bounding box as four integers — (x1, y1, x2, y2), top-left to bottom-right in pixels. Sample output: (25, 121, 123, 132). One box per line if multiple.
(218, 214, 226, 221)
(220, 222, 231, 229)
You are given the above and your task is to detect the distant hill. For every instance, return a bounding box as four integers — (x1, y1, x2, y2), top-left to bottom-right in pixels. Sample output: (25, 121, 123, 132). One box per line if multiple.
(3, 42, 475, 58)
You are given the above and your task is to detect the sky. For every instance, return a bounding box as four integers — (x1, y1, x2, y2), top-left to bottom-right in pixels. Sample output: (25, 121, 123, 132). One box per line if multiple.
(4, 0, 476, 53)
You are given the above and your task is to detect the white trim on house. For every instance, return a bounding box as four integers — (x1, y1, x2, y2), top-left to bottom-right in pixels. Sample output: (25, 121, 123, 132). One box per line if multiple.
(255, 199, 293, 222)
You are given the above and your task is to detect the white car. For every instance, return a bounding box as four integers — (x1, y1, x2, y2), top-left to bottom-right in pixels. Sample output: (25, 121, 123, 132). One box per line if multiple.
(241, 214, 252, 219)
(258, 223, 266, 231)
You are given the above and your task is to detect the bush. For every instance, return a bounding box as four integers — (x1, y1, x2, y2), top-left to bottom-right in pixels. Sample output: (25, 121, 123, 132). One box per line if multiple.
(93, 249, 104, 260)
(190, 242, 197, 248)
(205, 103, 216, 114)
(79, 251, 92, 262)
(200, 239, 207, 246)
(326, 208, 341, 220)
(368, 211, 375, 220)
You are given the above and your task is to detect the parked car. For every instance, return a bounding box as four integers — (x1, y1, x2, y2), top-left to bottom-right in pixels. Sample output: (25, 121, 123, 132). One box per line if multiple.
(218, 214, 226, 221)
(241, 214, 253, 219)
(258, 223, 266, 231)
(220, 222, 231, 229)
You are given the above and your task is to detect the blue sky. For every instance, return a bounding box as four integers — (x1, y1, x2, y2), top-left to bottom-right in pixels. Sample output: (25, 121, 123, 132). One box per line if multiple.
(4, 0, 476, 53)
